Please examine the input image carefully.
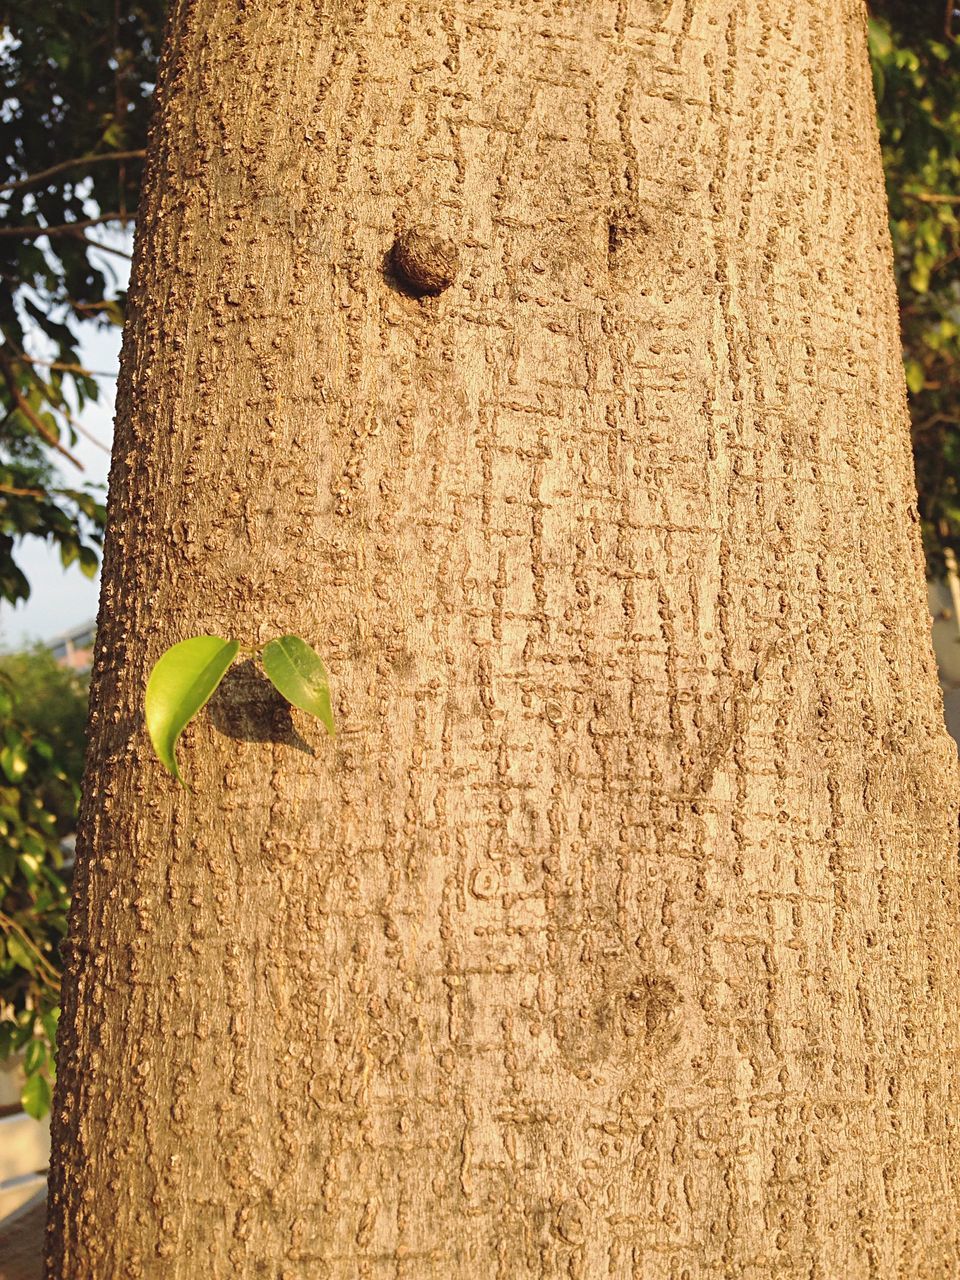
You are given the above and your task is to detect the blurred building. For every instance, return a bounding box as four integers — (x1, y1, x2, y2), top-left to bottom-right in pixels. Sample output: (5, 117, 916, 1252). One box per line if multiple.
(46, 619, 95, 670)
(929, 557, 960, 747)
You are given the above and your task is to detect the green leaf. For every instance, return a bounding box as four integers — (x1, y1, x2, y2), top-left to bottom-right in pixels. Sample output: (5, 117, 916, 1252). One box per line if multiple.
(0, 1021, 15, 1060)
(10, 1016, 33, 1051)
(17, 853, 43, 882)
(867, 18, 892, 61)
(0, 741, 28, 782)
(261, 636, 335, 736)
(5, 933, 35, 973)
(145, 636, 239, 784)
(41, 1008, 60, 1047)
(21, 1071, 51, 1120)
(23, 1037, 45, 1074)
(78, 545, 99, 578)
(905, 358, 925, 394)
(871, 60, 885, 105)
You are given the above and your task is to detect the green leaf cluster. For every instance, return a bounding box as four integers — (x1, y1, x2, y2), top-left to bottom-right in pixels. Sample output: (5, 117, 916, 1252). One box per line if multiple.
(0, 649, 87, 1119)
(0, 0, 164, 606)
(146, 634, 335, 785)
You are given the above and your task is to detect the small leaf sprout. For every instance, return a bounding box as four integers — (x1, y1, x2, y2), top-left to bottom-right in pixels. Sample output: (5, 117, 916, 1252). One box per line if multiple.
(145, 633, 334, 786)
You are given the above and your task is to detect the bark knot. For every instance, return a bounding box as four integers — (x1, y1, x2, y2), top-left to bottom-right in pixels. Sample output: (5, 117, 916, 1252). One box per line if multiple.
(391, 225, 460, 296)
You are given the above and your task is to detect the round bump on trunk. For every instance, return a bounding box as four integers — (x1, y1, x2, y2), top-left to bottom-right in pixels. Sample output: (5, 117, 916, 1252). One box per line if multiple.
(391, 226, 460, 296)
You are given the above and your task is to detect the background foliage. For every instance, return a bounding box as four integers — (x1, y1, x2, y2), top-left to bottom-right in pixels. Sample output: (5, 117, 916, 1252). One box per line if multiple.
(869, 1, 960, 559)
(1, 2, 958, 1118)
(0, 0, 163, 601)
(0, 649, 88, 1118)
(0, 1, 163, 1116)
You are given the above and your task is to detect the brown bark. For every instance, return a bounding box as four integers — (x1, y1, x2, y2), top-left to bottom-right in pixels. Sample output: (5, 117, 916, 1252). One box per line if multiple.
(45, 1, 960, 1276)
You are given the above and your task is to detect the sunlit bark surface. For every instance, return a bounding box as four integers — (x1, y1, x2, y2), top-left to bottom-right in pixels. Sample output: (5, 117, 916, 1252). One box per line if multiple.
(47, 2, 960, 1275)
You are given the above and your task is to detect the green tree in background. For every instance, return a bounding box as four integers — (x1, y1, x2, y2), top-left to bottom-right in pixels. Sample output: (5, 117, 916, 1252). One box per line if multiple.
(869, 1, 960, 560)
(0, 0, 164, 601)
(0, 647, 88, 828)
(0, 1, 161, 1117)
(0, 650, 88, 1118)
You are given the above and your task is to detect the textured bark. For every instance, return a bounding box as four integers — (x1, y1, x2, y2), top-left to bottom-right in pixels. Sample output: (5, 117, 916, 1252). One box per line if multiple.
(46, 1, 960, 1276)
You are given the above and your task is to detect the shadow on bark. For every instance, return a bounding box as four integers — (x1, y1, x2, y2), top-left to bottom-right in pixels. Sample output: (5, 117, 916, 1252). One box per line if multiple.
(207, 659, 313, 755)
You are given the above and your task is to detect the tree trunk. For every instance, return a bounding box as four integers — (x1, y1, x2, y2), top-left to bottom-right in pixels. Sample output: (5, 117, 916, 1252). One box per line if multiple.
(46, 1, 960, 1275)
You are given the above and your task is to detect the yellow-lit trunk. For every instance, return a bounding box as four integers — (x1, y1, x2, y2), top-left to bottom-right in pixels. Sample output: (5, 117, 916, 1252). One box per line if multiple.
(47, 1, 960, 1275)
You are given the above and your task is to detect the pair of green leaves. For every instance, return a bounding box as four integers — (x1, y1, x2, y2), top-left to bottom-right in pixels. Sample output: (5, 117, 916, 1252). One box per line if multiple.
(145, 634, 334, 786)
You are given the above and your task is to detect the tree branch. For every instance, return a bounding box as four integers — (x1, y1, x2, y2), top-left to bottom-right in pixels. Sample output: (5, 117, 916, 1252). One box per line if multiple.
(0, 150, 146, 194)
(904, 192, 960, 204)
(0, 350, 83, 470)
(0, 484, 47, 498)
(11, 355, 118, 380)
(66, 299, 123, 317)
(0, 910, 62, 985)
(79, 232, 133, 261)
(14, 357, 113, 456)
(49, 401, 111, 456)
(0, 214, 131, 239)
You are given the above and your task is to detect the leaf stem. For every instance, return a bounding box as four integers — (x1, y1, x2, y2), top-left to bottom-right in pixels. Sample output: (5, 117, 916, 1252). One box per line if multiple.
(0, 911, 61, 985)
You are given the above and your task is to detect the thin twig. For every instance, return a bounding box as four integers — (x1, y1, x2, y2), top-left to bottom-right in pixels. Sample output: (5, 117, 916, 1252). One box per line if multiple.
(79, 233, 133, 261)
(66, 299, 121, 316)
(16, 358, 112, 455)
(0, 214, 130, 239)
(903, 192, 960, 205)
(11, 355, 118, 379)
(0, 350, 83, 470)
(0, 150, 146, 194)
(912, 413, 954, 436)
(50, 402, 111, 455)
(0, 484, 47, 498)
(0, 910, 62, 985)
